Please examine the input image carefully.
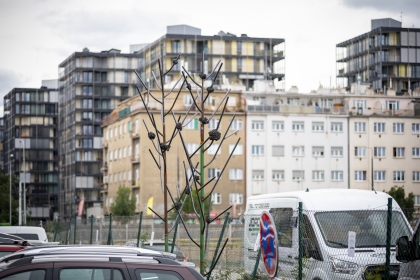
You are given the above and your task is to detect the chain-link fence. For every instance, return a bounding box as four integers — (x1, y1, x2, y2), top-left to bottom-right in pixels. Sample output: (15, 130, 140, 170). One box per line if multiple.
(36, 205, 420, 280)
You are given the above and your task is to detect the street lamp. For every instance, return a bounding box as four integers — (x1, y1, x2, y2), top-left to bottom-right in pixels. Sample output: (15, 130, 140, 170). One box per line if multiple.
(9, 154, 13, 225)
(20, 140, 26, 226)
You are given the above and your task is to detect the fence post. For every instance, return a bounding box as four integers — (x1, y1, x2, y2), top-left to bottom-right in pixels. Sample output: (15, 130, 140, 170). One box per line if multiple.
(251, 248, 261, 280)
(385, 198, 392, 280)
(298, 202, 303, 280)
(171, 218, 179, 254)
(89, 215, 94, 245)
(54, 218, 59, 242)
(65, 218, 70, 245)
(107, 213, 113, 245)
(136, 212, 143, 247)
(207, 212, 230, 280)
(73, 216, 77, 245)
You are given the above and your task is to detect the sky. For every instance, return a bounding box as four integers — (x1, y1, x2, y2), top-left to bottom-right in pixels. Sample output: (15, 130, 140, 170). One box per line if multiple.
(0, 0, 419, 114)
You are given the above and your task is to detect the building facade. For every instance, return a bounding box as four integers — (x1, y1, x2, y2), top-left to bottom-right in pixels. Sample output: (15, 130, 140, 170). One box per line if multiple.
(337, 18, 420, 94)
(3, 84, 59, 221)
(131, 25, 285, 91)
(244, 84, 349, 197)
(345, 84, 420, 203)
(58, 48, 140, 218)
(101, 89, 246, 217)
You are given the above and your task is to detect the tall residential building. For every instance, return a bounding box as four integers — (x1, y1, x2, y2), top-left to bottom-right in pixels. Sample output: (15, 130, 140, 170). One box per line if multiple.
(131, 25, 285, 91)
(3, 83, 59, 221)
(336, 18, 420, 94)
(101, 89, 246, 216)
(345, 83, 420, 203)
(244, 82, 349, 197)
(58, 48, 139, 219)
(0, 117, 4, 172)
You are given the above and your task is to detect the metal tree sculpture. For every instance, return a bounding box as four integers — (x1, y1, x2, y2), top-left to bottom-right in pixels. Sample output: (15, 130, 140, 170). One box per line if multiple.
(134, 53, 241, 276)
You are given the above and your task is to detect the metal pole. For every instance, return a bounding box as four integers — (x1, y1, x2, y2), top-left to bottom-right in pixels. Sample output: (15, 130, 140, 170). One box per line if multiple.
(136, 211, 143, 247)
(207, 212, 230, 280)
(9, 154, 13, 225)
(73, 215, 77, 245)
(251, 248, 261, 280)
(19, 182, 22, 225)
(385, 197, 392, 280)
(89, 215, 94, 244)
(22, 141, 26, 226)
(200, 69, 205, 275)
(298, 202, 303, 280)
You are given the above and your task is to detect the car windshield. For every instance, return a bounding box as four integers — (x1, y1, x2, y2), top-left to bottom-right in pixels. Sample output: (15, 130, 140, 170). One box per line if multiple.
(315, 210, 411, 248)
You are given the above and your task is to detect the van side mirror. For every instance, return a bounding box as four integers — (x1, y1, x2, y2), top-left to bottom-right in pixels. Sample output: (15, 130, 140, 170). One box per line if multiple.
(396, 236, 412, 263)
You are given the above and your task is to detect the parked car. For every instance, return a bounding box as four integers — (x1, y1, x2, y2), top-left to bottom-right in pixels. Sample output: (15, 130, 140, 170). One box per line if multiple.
(0, 245, 204, 279)
(396, 219, 420, 279)
(0, 226, 58, 245)
(125, 239, 188, 262)
(0, 233, 32, 257)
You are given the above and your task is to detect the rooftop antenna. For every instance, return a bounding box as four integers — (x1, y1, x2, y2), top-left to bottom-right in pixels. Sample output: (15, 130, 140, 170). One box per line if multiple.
(400, 12, 403, 24)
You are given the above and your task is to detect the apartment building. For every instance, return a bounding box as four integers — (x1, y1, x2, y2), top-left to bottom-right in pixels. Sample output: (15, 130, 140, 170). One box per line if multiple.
(3, 83, 59, 221)
(0, 117, 4, 172)
(346, 83, 420, 203)
(101, 89, 245, 216)
(131, 24, 285, 91)
(245, 82, 349, 197)
(58, 48, 139, 218)
(337, 18, 420, 94)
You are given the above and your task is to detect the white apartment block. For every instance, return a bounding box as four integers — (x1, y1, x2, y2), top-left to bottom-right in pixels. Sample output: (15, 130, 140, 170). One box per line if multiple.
(244, 83, 349, 197)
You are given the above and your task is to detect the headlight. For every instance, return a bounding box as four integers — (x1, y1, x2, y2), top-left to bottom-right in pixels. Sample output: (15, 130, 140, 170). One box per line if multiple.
(329, 257, 359, 275)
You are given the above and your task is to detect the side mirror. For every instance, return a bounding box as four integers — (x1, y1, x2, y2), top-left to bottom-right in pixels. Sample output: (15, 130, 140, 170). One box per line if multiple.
(396, 236, 412, 263)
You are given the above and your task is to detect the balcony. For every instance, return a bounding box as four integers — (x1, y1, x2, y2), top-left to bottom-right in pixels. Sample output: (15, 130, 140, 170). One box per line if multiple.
(131, 132, 139, 138)
(101, 164, 108, 172)
(247, 105, 348, 115)
(131, 156, 140, 163)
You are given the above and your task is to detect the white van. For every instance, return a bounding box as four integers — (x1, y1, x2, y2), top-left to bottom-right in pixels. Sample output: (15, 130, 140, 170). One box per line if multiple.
(0, 226, 58, 245)
(244, 189, 413, 279)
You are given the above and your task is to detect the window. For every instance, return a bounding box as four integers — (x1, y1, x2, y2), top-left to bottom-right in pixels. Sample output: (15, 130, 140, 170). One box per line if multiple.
(123, 147, 127, 158)
(272, 170, 285, 181)
(252, 170, 264, 180)
(292, 170, 305, 181)
(82, 99, 92, 109)
(374, 122, 385, 133)
(374, 171, 386, 182)
(312, 147, 324, 157)
(292, 121, 304, 131)
(312, 171, 324, 181)
(230, 119, 243, 130)
(207, 144, 220, 155)
(354, 122, 366, 132)
(186, 143, 199, 155)
(60, 268, 123, 280)
(320, 99, 333, 108)
(393, 123, 404, 133)
(136, 269, 183, 280)
(183, 95, 193, 107)
(331, 171, 343, 181)
(354, 171, 367, 181)
(185, 118, 198, 130)
(386, 100, 399, 111)
(128, 145, 132, 157)
(354, 146, 366, 157)
(237, 57, 242, 71)
(2, 270, 46, 280)
(292, 146, 305, 156)
(82, 125, 93, 135)
(331, 122, 343, 132)
(413, 148, 420, 158)
(354, 99, 367, 109)
(172, 40, 181, 53)
(312, 122, 324, 132)
(413, 171, 420, 182)
(413, 123, 420, 134)
(393, 171, 405, 182)
(374, 147, 386, 157)
(331, 147, 343, 157)
(393, 147, 405, 158)
(208, 168, 221, 179)
(211, 193, 221, 205)
(229, 144, 243, 155)
(252, 145, 264, 156)
(229, 193, 243, 205)
(272, 121, 284, 131)
(252, 121, 264, 130)
(208, 119, 219, 130)
(229, 169, 243, 180)
(272, 146, 285, 157)
(271, 208, 294, 247)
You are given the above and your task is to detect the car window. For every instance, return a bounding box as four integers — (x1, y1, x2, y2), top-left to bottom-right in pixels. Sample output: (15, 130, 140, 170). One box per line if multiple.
(271, 207, 294, 248)
(13, 234, 39, 240)
(2, 269, 45, 280)
(135, 269, 184, 280)
(59, 268, 122, 280)
(0, 252, 13, 257)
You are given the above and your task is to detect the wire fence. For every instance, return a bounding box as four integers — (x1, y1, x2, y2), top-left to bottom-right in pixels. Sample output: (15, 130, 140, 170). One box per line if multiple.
(33, 205, 420, 280)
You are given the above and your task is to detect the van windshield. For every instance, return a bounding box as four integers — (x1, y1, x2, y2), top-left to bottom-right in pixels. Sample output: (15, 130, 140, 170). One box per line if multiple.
(314, 210, 411, 248)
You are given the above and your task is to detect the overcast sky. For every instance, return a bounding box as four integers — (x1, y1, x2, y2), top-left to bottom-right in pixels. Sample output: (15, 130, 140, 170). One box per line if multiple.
(0, 0, 419, 113)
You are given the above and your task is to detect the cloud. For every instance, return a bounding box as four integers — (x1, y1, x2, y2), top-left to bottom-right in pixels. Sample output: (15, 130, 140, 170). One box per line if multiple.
(340, 0, 420, 18)
(0, 69, 26, 100)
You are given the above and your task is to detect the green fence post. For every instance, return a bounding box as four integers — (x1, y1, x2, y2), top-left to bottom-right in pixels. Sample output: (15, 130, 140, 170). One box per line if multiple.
(251, 248, 262, 280)
(206, 212, 230, 280)
(136, 212, 143, 247)
(89, 215, 94, 244)
(73, 216, 77, 245)
(171, 218, 179, 254)
(54, 218, 59, 242)
(298, 202, 303, 280)
(385, 198, 392, 280)
(107, 213, 113, 245)
(65, 218, 70, 245)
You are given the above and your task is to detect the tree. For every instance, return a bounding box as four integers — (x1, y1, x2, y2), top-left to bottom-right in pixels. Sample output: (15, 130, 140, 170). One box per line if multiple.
(386, 185, 415, 220)
(110, 186, 136, 216)
(0, 169, 18, 225)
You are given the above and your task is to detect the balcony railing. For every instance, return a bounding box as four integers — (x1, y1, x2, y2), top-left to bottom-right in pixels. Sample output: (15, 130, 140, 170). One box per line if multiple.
(246, 105, 347, 115)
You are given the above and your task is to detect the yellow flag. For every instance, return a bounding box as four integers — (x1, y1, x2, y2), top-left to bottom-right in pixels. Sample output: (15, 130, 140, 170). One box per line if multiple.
(147, 197, 154, 215)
